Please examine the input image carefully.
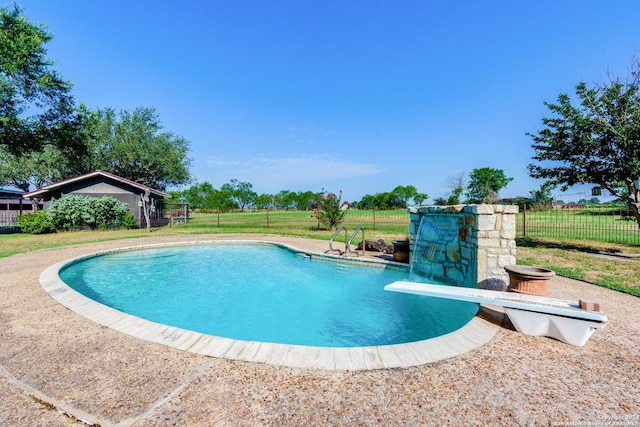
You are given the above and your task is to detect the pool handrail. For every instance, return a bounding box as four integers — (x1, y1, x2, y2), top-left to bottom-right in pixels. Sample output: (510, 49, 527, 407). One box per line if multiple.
(329, 225, 348, 254)
(347, 226, 365, 256)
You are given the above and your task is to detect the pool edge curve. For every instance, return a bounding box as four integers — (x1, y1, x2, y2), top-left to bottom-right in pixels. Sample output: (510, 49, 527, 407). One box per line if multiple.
(39, 239, 499, 371)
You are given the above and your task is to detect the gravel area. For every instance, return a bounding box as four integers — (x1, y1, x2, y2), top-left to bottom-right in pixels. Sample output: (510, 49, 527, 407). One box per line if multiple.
(1, 234, 638, 426)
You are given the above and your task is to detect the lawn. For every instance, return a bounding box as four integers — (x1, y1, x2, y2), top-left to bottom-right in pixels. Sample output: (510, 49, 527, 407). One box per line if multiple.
(518, 205, 640, 245)
(515, 237, 640, 296)
(2, 207, 639, 296)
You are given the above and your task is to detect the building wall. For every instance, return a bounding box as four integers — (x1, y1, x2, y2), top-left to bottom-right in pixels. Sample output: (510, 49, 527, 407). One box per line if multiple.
(408, 205, 517, 290)
(37, 176, 166, 228)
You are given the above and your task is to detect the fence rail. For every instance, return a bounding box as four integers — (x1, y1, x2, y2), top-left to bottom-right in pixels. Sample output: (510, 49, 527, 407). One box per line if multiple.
(0, 211, 20, 233)
(182, 208, 410, 234)
(517, 205, 640, 245)
(3, 205, 639, 246)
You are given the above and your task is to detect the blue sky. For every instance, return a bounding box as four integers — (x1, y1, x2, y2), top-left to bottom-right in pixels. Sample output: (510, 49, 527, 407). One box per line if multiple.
(14, 1, 640, 203)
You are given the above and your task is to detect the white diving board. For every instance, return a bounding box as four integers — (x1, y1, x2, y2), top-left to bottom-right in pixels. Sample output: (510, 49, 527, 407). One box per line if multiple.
(384, 281, 607, 347)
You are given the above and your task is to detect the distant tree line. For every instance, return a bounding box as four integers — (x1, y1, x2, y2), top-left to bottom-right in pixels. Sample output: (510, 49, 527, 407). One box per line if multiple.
(171, 180, 319, 212)
(172, 183, 429, 212)
(352, 185, 427, 210)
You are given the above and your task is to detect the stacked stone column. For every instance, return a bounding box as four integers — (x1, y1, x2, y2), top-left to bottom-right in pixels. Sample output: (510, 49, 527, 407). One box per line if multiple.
(408, 205, 517, 290)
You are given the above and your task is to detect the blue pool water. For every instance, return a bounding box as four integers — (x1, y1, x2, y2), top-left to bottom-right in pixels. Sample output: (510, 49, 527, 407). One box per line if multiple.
(60, 244, 478, 347)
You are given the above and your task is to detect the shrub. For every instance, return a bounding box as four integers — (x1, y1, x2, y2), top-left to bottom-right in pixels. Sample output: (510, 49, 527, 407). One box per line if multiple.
(93, 196, 130, 228)
(122, 212, 138, 229)
(312, 190, 350, 230)
(47, 195, 131, 230)
(18, 211, 56, 234)
(48, 195, 94, 230)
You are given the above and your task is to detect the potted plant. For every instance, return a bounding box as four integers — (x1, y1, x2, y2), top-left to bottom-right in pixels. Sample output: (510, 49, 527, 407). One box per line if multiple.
(505, 265, 555, 296)
(391, 237, 410, 263)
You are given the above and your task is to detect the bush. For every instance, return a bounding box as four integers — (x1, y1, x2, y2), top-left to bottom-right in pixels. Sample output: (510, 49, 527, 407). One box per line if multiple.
(122, 212, 138, 229)
(47, 195, 132, 230)
(18, 211, 56, 234)
(93, 196, 130, 228)
(312, 190, 350, 230)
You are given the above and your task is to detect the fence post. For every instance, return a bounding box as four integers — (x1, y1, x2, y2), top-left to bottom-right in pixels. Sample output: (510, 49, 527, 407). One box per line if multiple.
(266, 208, 270, 228)
(373, 206, 377, 230)
(522, 203, 526, 237)
(183, 204, 188, 224)
(217, 209, 220, 227)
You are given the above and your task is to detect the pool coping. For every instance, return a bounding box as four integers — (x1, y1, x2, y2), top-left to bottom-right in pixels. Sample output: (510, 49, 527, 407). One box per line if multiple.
(39, 239, 499, 371)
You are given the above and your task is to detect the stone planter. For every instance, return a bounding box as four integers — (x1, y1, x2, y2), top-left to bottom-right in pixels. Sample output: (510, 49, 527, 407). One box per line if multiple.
(392, 240, 410, 263)
(505, 265, 555, 297)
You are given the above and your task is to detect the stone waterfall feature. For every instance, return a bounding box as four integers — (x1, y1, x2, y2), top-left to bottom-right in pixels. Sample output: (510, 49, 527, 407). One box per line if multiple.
(408, 205, 518, 290)
(410, 213, 471, 285)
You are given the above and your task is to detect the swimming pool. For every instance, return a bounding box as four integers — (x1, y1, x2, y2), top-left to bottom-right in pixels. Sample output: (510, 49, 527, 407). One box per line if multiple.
(58, 242, 479, 348)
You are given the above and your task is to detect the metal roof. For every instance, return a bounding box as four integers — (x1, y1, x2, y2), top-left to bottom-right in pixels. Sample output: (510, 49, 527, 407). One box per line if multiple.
(23, 170, 171, 199)
(0, 187, 26, 199)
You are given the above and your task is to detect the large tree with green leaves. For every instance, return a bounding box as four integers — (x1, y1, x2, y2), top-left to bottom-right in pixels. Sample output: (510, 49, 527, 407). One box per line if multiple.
(0, 4, 75, 156)
(465, 167, 513, 203)
(293, 190, 318, 210)
(392, 185, 428, 207)
(220, 179, 256, 211)
(0, 144, 65, 188)
(529, 180, 556, 208)
(82, 106, 191, 190)
(528, 58, 640, 227)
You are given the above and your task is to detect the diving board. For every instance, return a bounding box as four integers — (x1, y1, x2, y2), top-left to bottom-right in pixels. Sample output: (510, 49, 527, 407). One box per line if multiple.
(384, 281, 607, 346)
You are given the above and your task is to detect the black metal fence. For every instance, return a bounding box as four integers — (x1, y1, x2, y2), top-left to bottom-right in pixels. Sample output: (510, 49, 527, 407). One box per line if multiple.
(516, 204, 640, 245)
(181, 208, 410, 234)
(0, 210, 20, 233)
(4, 204, 639, 246)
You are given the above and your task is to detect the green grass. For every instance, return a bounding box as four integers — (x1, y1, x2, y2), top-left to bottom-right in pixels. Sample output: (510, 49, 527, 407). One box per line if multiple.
(0, 209, 410, 259)
(3, 208, 639, 296)
(516, 237, 640, 296)
(518, 206, 640, 245)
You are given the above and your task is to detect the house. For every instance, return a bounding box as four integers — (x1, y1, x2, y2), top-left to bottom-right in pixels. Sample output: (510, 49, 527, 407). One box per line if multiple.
(23, 170, 172, 228)
(0, 186, 38, 232)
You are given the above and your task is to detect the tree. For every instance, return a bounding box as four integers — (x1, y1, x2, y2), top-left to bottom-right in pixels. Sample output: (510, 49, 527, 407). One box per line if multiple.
(311, 190, 349, 230)
(373, 191, 403, 209)
(528, 58, 640, 227)
(0, 4, 75, 156)
(356, 186, 427, 210)
(465, 167, 513, 203)
(529, 181, 556, 208)
(1, 104, 105, 189)
(413, 192, 428, 205)
(432, 197, 448, 206)
(274, 190, 295, 209)
(293, 191, 318, 210)
(175, 181, 215, 210)
(83, 107, 191, 190)
(220, 179, 256, 211)
(391, 185, 428, 207)
(204, 188, 236, 212)
(0, 144, 65, 189)
(444, 172, 466, 205)
(254, 193, 273, 209)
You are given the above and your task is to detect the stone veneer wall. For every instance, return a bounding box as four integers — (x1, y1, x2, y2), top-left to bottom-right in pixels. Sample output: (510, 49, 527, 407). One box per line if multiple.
(408, 204, 518, 290)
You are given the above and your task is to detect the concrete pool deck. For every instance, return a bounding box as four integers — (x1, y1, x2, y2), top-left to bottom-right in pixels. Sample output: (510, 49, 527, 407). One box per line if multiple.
(1, 234, 639, 425)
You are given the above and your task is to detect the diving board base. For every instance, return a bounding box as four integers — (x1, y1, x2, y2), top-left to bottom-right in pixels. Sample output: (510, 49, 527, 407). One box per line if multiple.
(384, 281, 607, 347)
(504, 308, 604, 346)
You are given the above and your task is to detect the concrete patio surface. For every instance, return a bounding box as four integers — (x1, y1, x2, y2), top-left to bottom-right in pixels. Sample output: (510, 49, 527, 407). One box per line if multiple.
(1, 234, 639, 426)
